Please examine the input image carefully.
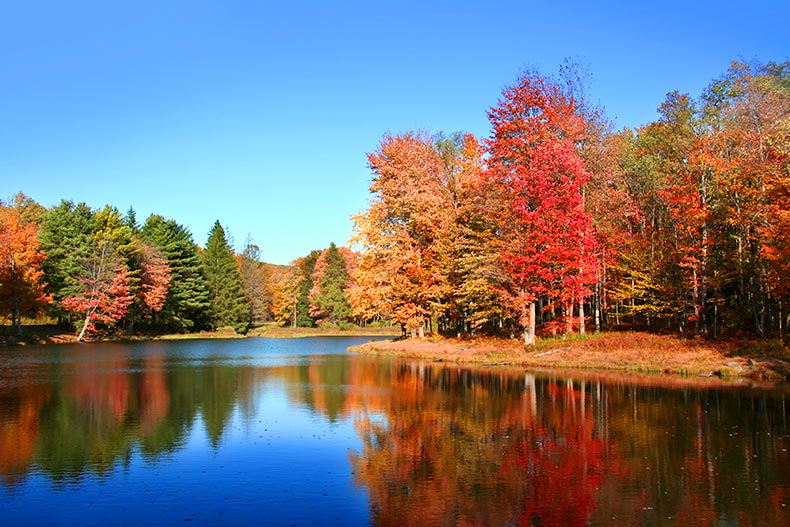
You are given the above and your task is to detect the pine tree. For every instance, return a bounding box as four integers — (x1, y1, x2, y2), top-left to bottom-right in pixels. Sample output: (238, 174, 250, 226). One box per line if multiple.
(202, 221, 251, 333)
(37, 200, 95, 324)
(142, 215, 210, 332)
(309, 243, 353, 325)
(294, 251, 321, 327)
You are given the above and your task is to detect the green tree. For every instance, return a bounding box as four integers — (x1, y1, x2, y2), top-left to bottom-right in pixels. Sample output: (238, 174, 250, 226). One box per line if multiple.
(142, 215, 210, 332)
(202, 221, 251, 333)
(37, 201, 95, 324)
(309, 243, 353, 325)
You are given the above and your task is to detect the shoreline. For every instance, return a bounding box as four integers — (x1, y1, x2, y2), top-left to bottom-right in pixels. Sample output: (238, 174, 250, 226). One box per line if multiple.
(0, 325, 401, 346)
(349, 332, 790, 382)
(4, 326, 788, 384)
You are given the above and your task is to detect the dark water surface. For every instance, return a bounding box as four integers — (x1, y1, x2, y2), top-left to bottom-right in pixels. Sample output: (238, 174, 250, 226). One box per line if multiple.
(1, 337, 789, 526)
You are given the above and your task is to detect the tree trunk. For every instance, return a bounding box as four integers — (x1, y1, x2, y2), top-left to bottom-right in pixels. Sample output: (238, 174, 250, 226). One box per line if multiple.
(749, 276, 763, 336)
(579, 292, 585, 335)
(13, 294, 22, 337)
(76, 311, 93, 342)
(523, 302, 536, 346)
(700, 169, 709, 335)
(594, 279, 601, 334)
(692, 267, 700, 334)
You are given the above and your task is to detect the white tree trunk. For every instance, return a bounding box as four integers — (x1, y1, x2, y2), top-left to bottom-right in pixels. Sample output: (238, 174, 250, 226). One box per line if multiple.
(523, 302, 536, 345)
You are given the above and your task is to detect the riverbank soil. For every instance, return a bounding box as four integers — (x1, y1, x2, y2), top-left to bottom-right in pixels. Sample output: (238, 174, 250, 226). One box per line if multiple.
(350, 332, 790, 381)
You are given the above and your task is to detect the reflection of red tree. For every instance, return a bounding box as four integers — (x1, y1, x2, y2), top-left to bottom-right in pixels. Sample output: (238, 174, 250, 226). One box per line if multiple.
(67, 350, 130, 422)
(348, 365, 619, 527)
(500, 387, 605, 527)
(139, 352, 170, 432)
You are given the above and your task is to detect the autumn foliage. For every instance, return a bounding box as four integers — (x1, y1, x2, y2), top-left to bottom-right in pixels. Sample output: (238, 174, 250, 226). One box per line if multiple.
(61, 243, 135, 342)
(350, 61, 790, 343)
(0, 202, 51, 334)
(2, 60, 789, 344)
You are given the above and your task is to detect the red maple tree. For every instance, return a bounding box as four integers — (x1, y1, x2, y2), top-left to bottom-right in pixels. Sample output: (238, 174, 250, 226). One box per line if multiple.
(61, 243, 135, 341)
(486, 71, 598, 343)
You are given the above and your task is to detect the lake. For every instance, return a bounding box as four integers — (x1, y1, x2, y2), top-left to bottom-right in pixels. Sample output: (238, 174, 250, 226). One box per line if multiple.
(1, 337, 789, 526)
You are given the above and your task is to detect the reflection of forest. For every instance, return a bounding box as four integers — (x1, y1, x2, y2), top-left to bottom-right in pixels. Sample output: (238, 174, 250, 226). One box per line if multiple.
(342, 362, 790, 527)
(2, 351, 789, 526)
(0, 345, 262, 485)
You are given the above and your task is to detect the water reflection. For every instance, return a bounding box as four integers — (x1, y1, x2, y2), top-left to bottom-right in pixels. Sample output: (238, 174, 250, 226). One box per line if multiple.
(1, 340, 789, 526)
(346, 363, 790, 526)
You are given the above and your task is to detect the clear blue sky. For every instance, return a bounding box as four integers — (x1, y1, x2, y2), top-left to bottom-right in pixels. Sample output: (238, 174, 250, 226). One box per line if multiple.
(2, 1, 787, 264)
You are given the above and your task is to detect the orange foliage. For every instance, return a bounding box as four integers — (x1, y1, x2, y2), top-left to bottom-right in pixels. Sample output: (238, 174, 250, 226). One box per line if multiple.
(0, 204, 52, 328)
(0, 386, 50, 484)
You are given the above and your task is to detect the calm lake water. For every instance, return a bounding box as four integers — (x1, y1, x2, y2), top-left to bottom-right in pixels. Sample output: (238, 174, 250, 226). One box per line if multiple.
(1, 337, 789, 526)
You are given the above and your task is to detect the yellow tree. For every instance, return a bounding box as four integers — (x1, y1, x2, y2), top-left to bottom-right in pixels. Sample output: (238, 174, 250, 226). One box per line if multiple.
(352, 132, 447, 337)
(352, 132, 491, 337)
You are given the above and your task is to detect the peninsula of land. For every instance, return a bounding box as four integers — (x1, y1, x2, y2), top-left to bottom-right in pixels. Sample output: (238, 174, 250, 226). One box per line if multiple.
(350, 332, 790, 382)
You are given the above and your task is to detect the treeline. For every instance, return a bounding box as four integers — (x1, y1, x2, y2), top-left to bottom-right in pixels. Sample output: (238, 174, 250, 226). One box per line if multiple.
(350, 60, 790, 342)
(0, 193, 364, 339)
(3, 59, 788, 343)
(0, 197, 262, 339)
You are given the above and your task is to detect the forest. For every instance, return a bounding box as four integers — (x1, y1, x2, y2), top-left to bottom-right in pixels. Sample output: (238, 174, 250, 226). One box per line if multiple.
(1, 60, 788, 343)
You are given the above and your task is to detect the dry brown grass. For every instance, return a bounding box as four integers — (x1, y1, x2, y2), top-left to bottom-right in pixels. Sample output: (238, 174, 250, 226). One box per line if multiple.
(350, 331, 790, 381)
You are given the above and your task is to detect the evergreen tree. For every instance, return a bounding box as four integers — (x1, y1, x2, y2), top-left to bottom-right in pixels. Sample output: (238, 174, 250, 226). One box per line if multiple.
(142, 215, 210, 332)
(309, 243, 352, 325)
(37, 200, 95, 323)
(296, 250, 321, 327)
(202, 221, 251, 333)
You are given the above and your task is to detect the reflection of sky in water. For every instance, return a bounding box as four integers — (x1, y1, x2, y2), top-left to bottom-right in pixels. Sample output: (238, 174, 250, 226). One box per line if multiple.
(2, 340, 374, 526)
(0, 338, 380, 526)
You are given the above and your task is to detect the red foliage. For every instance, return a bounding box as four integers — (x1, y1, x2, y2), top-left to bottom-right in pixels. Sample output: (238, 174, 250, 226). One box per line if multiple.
(62, 265, 135, 340)
(486, 71, 599, 335)
(138, 242, 171, 313)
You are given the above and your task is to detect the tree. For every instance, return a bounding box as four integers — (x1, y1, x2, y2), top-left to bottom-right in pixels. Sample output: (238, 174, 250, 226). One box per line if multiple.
(142, 215, 210, 332)
(486, 70, 598, 344)
(352, 132, 456, 336)
(0, 202, 51, 335)
(309, 243, 353, 325)
(273, 262, 301, 327)
(61, 241, 135, 341)
(699, 61, 790, 337)
(283, 250, 322, 327)
(37, 200, 95, 324)
(135, 239, 172, 320)
(202, 221, 251, 333)
(237, 236, 272, 327)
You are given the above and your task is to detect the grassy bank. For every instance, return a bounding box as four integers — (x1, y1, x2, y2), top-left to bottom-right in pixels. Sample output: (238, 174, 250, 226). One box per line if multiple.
(350, 331, 790, 381)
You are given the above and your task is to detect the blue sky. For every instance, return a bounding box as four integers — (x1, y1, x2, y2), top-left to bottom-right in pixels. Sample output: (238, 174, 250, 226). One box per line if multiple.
(2, 1, 787, 264)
